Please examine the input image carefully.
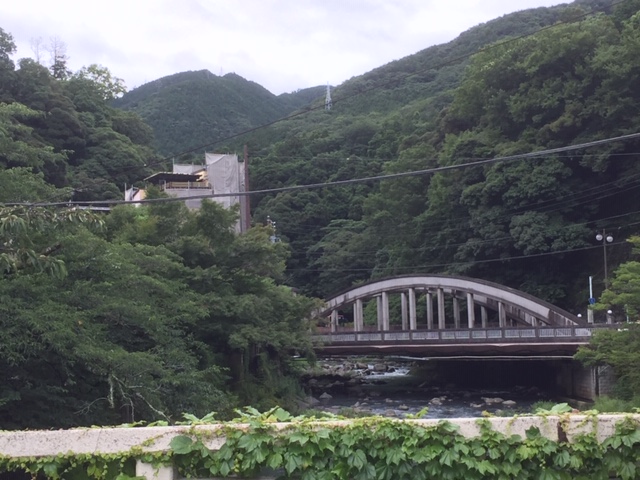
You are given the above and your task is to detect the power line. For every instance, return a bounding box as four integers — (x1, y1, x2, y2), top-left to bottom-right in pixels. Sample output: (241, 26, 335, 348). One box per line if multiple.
(8, 131, 639, 208)
(287, 240, 630, 274)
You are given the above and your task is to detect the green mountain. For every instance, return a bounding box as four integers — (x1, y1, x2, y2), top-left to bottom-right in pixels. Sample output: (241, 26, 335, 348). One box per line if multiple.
(242, 0, 640, 312)
(113, 70, 325, 156)
(110, 0, 638, 314)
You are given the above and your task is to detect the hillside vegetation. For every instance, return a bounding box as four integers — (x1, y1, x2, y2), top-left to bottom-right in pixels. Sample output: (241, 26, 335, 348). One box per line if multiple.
(113, 70, 325, 156)
(242, 0, 640, 317)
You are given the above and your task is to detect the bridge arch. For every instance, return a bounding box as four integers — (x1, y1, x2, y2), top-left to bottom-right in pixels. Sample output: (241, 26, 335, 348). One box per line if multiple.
(317, 274, 582, 332)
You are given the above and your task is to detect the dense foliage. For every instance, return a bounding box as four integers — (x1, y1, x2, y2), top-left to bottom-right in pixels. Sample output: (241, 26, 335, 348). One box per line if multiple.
(3, 409, 640, 480)
(0, 196, 316, 428)
(0, 26, 319, 428)
(241, 0, 640, 314)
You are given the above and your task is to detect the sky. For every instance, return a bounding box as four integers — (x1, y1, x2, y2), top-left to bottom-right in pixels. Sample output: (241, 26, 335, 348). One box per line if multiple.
(3, 0, 566, 95)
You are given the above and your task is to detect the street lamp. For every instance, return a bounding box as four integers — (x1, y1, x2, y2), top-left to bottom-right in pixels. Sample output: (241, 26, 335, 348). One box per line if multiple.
(595, 230, 613, 287)
(606, 309, 613, 324)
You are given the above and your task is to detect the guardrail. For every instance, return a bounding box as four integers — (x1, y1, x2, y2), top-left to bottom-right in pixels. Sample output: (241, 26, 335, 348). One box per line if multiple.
(314, 325, 617, 344)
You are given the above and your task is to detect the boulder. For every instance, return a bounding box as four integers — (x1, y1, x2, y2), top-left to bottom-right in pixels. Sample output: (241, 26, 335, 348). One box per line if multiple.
(319, 392, 333, 400)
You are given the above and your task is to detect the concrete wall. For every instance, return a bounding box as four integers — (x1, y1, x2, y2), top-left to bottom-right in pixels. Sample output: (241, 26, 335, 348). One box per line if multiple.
(1, 415, 638, 479)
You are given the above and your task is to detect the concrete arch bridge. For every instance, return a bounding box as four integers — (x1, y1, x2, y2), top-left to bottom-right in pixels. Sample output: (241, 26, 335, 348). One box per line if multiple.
(313, 275, 602, 357)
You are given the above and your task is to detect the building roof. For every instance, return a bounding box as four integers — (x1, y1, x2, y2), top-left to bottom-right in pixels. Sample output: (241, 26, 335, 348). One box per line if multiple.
(144, 172, 201, 184)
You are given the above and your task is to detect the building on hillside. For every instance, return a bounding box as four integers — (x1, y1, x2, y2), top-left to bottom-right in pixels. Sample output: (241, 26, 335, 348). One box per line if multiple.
(124, 153, 250, 233)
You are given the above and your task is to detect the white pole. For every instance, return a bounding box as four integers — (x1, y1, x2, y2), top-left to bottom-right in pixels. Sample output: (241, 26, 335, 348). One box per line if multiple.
(587, 275, 594, 324)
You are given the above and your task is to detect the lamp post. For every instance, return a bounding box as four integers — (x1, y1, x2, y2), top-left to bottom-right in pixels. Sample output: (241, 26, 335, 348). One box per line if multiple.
(595, 229, 613, 287)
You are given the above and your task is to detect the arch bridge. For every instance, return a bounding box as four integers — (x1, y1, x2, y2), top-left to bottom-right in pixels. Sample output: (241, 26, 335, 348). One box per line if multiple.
(313, 275, 598, 357)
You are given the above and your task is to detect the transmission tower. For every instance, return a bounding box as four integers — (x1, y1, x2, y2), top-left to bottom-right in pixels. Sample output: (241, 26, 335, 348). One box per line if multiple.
(325, 83, 332, 111)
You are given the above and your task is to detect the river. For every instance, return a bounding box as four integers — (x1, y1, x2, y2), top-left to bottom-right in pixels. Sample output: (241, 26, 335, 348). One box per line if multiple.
(304, 357, 559, 418)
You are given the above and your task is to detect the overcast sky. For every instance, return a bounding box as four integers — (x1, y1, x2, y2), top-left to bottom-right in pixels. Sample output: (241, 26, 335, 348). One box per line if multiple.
(4, 0, 566, 95)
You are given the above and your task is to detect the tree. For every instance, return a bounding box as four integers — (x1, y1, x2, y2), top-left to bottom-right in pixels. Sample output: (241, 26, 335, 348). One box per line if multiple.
(73, 64, 127, 100)
(0, 27, 16, 102)
(575, 325, 640, 400)
(595, 236, 640, 318)
(29, 36, 45, 64)
(47, 36, 71, 80)
(0, 204, 101, 277)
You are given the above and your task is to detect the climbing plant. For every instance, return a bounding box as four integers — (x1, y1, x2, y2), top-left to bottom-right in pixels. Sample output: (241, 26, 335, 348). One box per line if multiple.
(1, 408, 639, 480)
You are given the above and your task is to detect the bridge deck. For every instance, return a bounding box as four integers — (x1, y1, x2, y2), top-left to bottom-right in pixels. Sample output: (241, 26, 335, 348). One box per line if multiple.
(313, 325, 613, 357)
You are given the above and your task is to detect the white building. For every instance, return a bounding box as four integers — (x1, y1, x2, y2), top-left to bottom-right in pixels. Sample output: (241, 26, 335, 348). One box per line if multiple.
(125, 153, 250, 233)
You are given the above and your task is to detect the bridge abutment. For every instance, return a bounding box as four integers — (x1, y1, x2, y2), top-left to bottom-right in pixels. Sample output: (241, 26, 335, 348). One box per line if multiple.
(556, 362, 616, 401)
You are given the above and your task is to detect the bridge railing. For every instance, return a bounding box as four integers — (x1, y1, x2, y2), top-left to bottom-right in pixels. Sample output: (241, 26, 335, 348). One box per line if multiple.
(314, 325, 615, 344)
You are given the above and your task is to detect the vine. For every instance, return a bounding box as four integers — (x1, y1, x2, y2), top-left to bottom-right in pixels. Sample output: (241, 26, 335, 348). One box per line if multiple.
(1, 407, 639, 479)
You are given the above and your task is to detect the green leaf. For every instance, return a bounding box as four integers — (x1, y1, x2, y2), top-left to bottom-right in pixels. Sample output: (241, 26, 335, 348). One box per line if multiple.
(538, 469, 561, 480)
(267, 452, 283, 469)
(549, 403, 572, 414)
(238, 434, 259, 451)
(289, 431, 310, 446)
(554, 450, 570, 467)
(170, 435, 195, 454)
(526, 426, 542, 440)
(619, 461, 636, 480)
(439, 449, 455, 467)
(273, 407, 292, 422)
(347, 449, 367, 470)
(42, 462, 59, 477)
(284, 453, 302, 474)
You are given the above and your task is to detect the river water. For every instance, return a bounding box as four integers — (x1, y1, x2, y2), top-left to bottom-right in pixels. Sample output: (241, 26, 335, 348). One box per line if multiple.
(307, 358, 557, 419)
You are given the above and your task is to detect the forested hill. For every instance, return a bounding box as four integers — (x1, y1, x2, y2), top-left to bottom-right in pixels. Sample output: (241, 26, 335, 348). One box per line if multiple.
(244, 0, 640, 313)
(113, 70, 325, 156)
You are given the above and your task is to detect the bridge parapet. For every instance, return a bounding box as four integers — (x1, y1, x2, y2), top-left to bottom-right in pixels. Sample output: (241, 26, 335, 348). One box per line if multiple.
(313, 325, 617, 357)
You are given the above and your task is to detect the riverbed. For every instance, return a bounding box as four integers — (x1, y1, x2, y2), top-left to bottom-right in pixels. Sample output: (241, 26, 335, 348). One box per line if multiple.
(304, 358, 557, 418)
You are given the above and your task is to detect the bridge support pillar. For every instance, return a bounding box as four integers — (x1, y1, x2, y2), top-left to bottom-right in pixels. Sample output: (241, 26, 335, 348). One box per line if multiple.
(376, 296, 383, 330)
(453, 295, 461, 329)
(401, 292, 408, 330)
(437, 288, 445, 329)
(498, 302, 507, 328)
(354, 299, 363, 332)
(382, 291, 390, 331)
(330, 310, 338, 332)
(481, 306, 488, 328)
(409, 288, 417, 330)
(466, 292, 475, 328)
(426, 291, 434, 330)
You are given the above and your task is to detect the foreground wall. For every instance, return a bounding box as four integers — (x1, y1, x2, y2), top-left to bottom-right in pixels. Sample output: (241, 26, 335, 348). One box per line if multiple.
(0, 414, 639, 479)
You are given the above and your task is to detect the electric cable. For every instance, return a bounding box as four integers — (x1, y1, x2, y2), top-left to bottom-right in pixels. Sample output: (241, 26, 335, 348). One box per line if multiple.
(6, 131, 639, 207)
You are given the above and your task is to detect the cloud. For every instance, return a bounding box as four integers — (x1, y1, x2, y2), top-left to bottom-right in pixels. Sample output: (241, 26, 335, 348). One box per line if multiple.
(3, 0, 564, 94)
